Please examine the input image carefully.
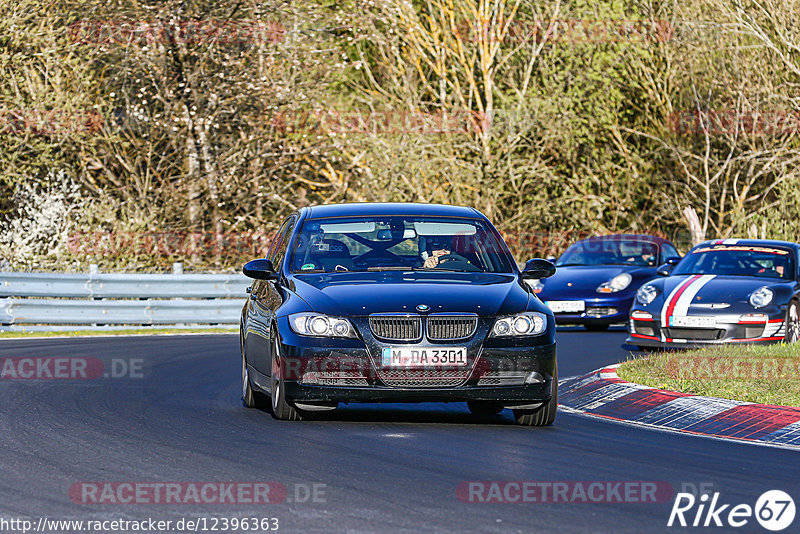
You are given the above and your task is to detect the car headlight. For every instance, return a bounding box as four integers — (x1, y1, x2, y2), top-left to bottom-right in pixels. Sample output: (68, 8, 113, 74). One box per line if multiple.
(636, 284, 658, 305)
(749, 287, 774, 308)
(289, 313, 356, 337)
(526, 279, 544, 293)
(597, 273, 632, 293)
(490, 312, 547, 337)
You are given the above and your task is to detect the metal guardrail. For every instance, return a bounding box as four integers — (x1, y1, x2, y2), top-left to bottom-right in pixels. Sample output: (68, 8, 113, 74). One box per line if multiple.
(0, 268, 250, 331)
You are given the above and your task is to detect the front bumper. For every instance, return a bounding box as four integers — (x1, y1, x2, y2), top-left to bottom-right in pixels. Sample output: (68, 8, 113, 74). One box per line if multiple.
(283, 381, 553, 404)
(261, 315, 556, 405)
(541, 295, 634, 326)
(626, 313, 786, 348)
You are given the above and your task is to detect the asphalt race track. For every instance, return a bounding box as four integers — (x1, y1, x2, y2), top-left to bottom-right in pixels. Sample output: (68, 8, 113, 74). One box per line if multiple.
(1, 330, 799, 533)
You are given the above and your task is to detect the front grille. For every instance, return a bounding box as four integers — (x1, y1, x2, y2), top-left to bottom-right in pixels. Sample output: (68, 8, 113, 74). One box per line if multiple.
(664, 328, 723, 341)
(369, 315, 422, 342)
(379, 369, 467, 388)
(427, 315, 478, 340)
(586, 306, 618, 318)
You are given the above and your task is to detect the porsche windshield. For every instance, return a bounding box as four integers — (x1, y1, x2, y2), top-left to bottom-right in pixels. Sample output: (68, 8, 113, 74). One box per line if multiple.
(673, 245, 794, 280)
(289, 216, 514, 273)
(556, 240, 659, 267)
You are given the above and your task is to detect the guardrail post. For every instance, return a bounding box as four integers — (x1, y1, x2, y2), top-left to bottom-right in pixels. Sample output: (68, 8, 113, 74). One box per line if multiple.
(172, 262, 183, 275)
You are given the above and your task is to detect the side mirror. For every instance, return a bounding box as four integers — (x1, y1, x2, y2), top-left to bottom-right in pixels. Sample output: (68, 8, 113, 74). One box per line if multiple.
(243, 258, 278, 280)
(546, 255, 556, 262)
(521, 258, 556, 279)
(656, 263, 674, 276)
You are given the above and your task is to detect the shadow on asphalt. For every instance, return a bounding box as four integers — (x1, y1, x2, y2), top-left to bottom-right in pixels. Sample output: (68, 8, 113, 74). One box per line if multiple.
(255, 402, 534, 426)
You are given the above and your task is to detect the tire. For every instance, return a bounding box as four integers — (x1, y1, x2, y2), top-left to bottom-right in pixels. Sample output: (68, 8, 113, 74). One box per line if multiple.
(785, 300, 800, 344)
(466, 401, 504, 416)
(585, 324, 609, 332)
(637, 346, 655, 353)
(514, 366, 557, 426)
(242, 351, 268, 409)
(270, 331, 303, 421)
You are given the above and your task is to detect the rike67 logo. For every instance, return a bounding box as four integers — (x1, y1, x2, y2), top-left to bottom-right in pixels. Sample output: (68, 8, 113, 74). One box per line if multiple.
(668, 490, 795, 531)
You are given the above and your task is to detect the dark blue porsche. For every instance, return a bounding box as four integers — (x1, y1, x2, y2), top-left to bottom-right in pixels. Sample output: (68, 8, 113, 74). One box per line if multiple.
(239, 203, 558, 425)
(531, 234, 681, 330)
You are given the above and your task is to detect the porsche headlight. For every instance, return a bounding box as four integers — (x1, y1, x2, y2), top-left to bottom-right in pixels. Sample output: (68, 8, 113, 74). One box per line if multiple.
(749, 287, 774, 309)
(289, 313, 355, 338)
(597, 273, 632, 293)
(490, 312, 547, 337)
(636, 284, 659, 305)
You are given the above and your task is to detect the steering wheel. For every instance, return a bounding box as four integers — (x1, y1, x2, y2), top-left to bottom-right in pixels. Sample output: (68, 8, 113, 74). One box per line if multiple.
(435, 254, 481, 271)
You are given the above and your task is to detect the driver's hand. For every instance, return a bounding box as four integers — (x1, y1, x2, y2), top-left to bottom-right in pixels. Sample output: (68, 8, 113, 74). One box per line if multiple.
(423, 256, 438, 268)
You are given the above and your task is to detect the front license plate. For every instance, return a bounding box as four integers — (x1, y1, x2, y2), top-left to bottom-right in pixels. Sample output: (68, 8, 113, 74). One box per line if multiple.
(546, 300, 586, 313)
(382, 347, 468, 367)
(670, 315, 717, 328)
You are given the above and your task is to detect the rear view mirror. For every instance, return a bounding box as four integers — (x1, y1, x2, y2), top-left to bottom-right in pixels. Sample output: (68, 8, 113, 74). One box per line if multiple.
(656, 256, 681, 276)
(656, 263, 674, 276)
(521, 258, 556, 279)
(243, 259, 278, 280)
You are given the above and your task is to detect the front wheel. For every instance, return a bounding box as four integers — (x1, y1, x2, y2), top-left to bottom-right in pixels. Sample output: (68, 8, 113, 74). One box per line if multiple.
(242, 352, 268, 409)
(785, 300, 800, 344)
(514, 366, 557, 426)
(270, 333, 303, 421)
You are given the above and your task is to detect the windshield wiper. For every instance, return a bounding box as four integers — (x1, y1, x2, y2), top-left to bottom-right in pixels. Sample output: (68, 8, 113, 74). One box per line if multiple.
(367, 266, 415, 271)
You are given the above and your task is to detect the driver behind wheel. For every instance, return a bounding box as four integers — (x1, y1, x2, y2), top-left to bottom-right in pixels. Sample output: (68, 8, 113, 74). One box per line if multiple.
(420, 236, 468, 268)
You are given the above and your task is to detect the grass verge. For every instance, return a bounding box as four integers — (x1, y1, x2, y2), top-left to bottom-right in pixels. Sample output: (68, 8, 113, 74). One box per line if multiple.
(0, 327, 236, 339)
(618, 343, 800, 407)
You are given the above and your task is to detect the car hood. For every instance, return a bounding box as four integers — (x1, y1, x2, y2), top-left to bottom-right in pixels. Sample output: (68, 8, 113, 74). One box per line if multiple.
(539, 264, 653, 294)
(650, 274, 792, 306)
(288, 271, 529, 317)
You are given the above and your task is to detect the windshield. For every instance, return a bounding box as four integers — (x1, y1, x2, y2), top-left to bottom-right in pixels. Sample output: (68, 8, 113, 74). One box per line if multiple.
(556, 239, 659, 267)
(673, 244, 794, 279)
(289, 216, 513, 273)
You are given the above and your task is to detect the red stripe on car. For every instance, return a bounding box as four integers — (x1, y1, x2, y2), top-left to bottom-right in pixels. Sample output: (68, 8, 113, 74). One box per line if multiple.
(664, 274, 702, 326)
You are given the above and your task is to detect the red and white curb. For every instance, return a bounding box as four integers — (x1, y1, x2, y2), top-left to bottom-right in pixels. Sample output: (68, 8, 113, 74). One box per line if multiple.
(560, 364, 800, 448)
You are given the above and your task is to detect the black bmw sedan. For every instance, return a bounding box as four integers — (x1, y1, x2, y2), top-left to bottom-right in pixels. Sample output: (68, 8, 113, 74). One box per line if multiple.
(240, 203, 557, 426)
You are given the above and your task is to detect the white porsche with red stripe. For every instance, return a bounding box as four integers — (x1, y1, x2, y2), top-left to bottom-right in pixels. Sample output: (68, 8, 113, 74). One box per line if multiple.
(626, 239, 800, 348)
